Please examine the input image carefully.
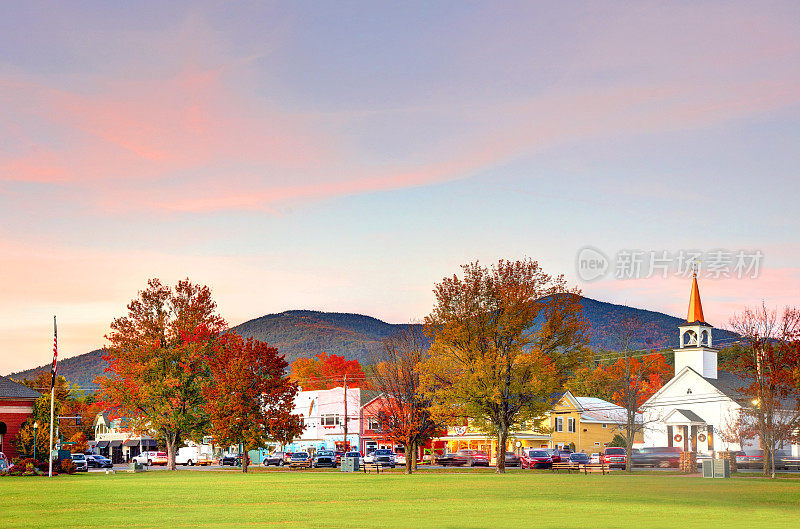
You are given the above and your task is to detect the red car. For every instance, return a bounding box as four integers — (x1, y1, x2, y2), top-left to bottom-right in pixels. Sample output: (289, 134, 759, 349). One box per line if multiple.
(602, 447, 627, 469)
(521, 449, 553, 469)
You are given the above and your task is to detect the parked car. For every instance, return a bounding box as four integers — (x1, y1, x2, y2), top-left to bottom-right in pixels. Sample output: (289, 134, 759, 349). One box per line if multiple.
(521, 449, 553, 469)
(589, 453, 601, 464)
(262, 451, 291, 466)
(70, 453, 89, 472)
(219, 453, 241, 466)
(395, 447, 407, 466)
(86, 454, 113, 469)
(602, 447, 627, 469)
(371, 449, 396, 468)
(569, 452, 591, 465)
(334, 451, 346, 466)
(289, 452, 311, 469)
(455, 449, 490, 467)
(312, 450, 336, 468)
(736, 449, 799, 470)
(434, 452, 467, 467)
(544, 449, 562, 463)
(633, 446, 682, 468)
(504, 452, 521, 467)
(133, 451, 168, 466)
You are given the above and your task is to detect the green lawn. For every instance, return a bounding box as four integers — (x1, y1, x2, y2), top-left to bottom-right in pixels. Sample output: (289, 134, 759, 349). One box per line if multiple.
(2, 469, 799, 528)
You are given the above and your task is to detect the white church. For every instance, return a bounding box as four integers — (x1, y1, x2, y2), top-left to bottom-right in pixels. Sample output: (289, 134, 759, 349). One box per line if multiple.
(642, 274, 799, 458)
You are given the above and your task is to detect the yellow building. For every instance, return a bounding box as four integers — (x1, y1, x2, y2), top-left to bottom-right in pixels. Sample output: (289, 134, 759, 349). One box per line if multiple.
(548, 391, 642, 453)
(437, 421, 550, 464)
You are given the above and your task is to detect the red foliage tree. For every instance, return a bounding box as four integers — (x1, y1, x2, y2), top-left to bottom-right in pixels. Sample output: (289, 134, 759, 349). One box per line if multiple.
(204, 334, 303, 472)
(95, 279, 226, 470)
(588, 317, 671, 472)
(289, 352, 365, 390)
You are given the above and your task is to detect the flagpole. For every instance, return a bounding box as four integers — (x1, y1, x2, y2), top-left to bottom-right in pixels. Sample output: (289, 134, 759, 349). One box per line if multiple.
(48, 315, 57, 478)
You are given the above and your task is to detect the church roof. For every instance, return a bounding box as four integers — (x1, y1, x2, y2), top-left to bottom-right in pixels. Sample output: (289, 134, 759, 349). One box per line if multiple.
(0, 375, 42, 400)
(686, 273, 705, 323)
(673, 409, 705, 423)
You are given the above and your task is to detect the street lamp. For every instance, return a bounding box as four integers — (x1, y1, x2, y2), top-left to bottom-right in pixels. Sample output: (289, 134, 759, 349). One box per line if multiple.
(33, 421, 39, 461)
(515, 440, 522, 456)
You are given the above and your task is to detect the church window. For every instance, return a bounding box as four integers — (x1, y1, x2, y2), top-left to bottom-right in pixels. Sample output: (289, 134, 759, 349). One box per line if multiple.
(686, 388, 692, 395)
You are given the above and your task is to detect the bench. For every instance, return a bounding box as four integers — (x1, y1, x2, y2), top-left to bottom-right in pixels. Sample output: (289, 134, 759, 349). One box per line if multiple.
(361, 462, 382, 474)
(551, 462, 609, 475)
(551, 462, 581, 473)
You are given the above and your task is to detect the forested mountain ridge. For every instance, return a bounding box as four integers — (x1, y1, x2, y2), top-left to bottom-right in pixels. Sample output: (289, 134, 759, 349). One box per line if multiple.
(8, 299, 739, 390)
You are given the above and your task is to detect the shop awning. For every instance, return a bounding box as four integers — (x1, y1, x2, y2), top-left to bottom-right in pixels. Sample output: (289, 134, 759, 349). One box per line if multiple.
(109, 440, 123, 448)
(96, 441, 110, 448)
(123, 440, 139, 447)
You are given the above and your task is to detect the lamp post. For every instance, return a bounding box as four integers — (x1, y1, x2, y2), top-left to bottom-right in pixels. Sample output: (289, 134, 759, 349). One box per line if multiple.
(33, 422, 39, 461)
(515, 440, 522, 457)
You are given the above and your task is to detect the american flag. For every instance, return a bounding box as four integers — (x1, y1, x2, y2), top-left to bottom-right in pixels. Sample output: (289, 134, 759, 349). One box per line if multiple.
(51, 315, 58, 390)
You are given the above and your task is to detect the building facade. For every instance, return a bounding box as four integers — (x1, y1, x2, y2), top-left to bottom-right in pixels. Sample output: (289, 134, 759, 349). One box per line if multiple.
(548, 391, 642, 452)
(0, 376, 41, 461)
(283, 386, 363, 453)
(92, 413, 157, 463)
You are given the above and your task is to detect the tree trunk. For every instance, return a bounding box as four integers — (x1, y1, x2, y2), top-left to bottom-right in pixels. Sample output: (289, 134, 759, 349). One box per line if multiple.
(625, 421, 634, 473)
(242, 450, 250, 473)
(412, 441, 418, 471)
(496, 429, 508, 474)
(406, 440, 414, 475)
(165, 433, 178, 471)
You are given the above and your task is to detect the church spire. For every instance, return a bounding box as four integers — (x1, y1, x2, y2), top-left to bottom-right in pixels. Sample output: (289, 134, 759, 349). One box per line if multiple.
(687, 271, 705, 323)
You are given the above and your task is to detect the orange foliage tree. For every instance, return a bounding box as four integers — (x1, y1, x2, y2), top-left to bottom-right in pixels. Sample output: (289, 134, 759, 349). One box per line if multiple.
(96, 279, 226, 470)
(422, 259, 589, 473)
(204, 334, 303, 473)
(289, 352, 365, 390)
(371, 327, 440, 474)
(729, 303, 800, 477)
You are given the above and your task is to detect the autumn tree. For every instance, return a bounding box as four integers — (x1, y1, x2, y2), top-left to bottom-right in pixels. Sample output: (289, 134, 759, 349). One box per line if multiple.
(594, 317, 670, 473)
(289, 352, 365, 390)
(204, 334, 303, 473)
(422, 259, 589, 473)
(15, 394, 62, 460)
(371, 327, 440, 474)
(96, 279, 226, 470)
(729, 303, 800, 478)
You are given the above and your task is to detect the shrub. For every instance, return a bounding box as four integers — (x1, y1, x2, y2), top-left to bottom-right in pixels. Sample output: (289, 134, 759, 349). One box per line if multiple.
(58, 459, 76, 475)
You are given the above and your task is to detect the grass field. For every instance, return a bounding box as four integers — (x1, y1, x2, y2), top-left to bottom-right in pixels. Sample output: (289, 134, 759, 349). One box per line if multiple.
(2, 469, 800, 529)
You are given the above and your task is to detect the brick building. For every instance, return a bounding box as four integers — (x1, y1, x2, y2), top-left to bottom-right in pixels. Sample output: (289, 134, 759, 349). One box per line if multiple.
(0, 375, 42, 460)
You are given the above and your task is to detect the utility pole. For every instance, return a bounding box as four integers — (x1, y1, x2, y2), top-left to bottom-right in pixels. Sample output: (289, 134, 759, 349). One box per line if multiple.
(343, 374, 348, 451)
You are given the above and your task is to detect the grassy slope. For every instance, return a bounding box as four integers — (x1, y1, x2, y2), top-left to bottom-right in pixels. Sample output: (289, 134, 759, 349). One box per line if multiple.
(2, 471, 798, 529)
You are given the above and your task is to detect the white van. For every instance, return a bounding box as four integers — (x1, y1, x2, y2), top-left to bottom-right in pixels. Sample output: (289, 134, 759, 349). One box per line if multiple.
(176, 445, 212, 466)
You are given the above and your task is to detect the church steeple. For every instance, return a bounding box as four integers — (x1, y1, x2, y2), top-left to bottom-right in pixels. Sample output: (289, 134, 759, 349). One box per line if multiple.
(674, 273, 717, 379)
(687, 272, 705, 323)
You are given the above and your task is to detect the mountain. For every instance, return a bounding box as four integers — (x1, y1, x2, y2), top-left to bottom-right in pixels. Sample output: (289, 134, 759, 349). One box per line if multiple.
(7, 298, 739, 391)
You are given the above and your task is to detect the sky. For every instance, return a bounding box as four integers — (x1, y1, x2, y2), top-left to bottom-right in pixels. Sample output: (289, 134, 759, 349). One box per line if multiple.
(1, 1, 799, 374)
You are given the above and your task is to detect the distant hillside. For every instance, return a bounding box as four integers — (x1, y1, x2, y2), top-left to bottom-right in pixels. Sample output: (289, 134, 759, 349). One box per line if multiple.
(8, 298, 739, 391)
(10, 348, 107, 391)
